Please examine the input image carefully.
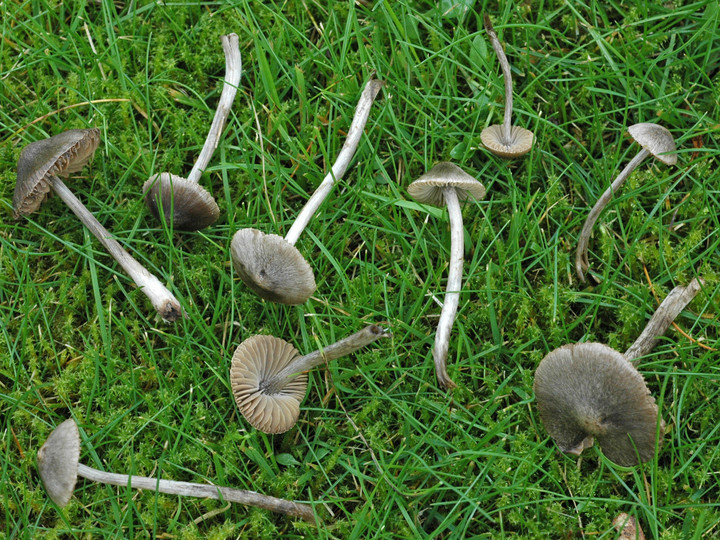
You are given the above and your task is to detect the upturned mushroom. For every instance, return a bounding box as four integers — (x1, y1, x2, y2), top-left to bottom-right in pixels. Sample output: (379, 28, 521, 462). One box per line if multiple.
(534, 278, 703, 466)
(13, 128, 182, 322)
(230, 324, 390, 433)
(575, 123, 677, 282)
(480, 14, 534, 158)
(407, 162, 486, 390)
(231, 78, 384, 305)
(143, 33, 242, 231)
(38, 418, 315, 523)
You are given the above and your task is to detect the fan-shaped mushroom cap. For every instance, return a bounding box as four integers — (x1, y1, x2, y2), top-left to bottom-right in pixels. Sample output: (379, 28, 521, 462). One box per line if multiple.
(628, 123, 677, 166)
(407, 162, 486, 207)
(480, 124, 534, 159)
(142, 173, 220, 231)
(230, 228, 316, 305)
(534, 342, 662, 466)
(37, 418, 81, 508)
(13, 128, 101, 218)
(230, 335, 309, 434)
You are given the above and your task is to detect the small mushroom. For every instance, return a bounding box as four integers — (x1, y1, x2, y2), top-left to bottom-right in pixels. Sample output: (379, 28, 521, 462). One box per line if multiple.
(231, 78, 384, 305)
(534, 278, 702, 466)
(143, 33, 242, 231)
(38, 418, 315, 523)
(480, 15, 534, 158)
(575, 123, 677, 282)
(230, 324, 391, 433)
(407, 162, 486, 390)
(13, 128, 183, 322)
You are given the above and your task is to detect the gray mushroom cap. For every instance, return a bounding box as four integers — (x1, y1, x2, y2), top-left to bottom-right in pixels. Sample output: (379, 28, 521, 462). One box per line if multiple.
(230, 335, 309, 434)
(534, 342, 662, 466)
(142, 173, 220, 231)
(628, 123, 677, 166)
(230, 228, 317, 305)
(480, 124, 534, 159)
(407, 162, 486, 207)
(37, 418, 81, 508)
(13, 128, 101, 218)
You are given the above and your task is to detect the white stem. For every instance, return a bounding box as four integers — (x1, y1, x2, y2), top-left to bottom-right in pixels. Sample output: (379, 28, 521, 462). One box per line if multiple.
(433, 187, 464, 390)
(76, 463, 314, 522)
(484, 15, 513, 144)
(186, 33, 242, 184)
(284, 79, 384, 246)
(49, 176, 183, 322)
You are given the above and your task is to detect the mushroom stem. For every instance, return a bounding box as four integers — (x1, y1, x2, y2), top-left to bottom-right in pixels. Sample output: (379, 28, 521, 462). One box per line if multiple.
(432, 186, 464, 390)
(49, 175, 183, 322)
(186, 33, 242, 184)
(625, 278, 703, 364)
(575, 148, 650, 282)
(284, 79, 384, 246)
(75, 463, 315, 523)
(484, 15, 514, 145)
(261, 324, 391, 395)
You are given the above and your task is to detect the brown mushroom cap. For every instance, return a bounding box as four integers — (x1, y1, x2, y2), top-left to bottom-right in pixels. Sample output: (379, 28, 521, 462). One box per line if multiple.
(230, 228, 317, 305)
(480, 124, 534, 159)
(230, 335, 309, 434)
(13, 128, 101, 218)
(534, 342, 662, 466)
(142, 173, 220, 231)
(628, 123, 677, 166)
(37, 418, 81, 508)
(407, 161, 486, 207)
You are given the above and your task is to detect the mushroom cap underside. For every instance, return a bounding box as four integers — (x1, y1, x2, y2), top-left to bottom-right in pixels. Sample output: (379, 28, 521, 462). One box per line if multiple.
(14, 128, 101, 218)
(37, 418, 81, 508)
(628, 123, 677, 166)
(143, 173, 220, 231)
(480, 124, 534, 158)
(534, 342, 662, 466)
(230, 334, 309, 434)
(407, 161, 486, 207)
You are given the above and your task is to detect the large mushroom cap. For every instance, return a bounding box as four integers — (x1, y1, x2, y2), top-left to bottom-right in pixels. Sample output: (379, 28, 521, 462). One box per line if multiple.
(230, 335, 309, 434)
(407, 162, 486, 207)
(534, 342, 662, 466)
(142, 173, 220, 231)
(480, 124, 534, 159)
(37, 418, 81, 508)
(13, 128, 101, 218)
(628, 123, 677, 166)
(230, 228, 317, 305)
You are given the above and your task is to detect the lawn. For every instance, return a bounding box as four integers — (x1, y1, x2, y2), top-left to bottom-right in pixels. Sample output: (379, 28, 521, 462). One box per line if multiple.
(1, 0, 719, 538)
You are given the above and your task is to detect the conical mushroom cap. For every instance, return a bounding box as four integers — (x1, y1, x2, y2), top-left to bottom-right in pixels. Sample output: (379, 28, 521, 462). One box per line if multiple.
(230, 335, 309, 434)
(13, 128, 101, 218)
(142, 173, 220, 231)
(534, 342, 662, 466)
(407, 162, 486, 207)
(628, 123, 677, 166)
(37, 418, 81, 508)
(480, 124, 534, 158)
(230, 228, 317, 305)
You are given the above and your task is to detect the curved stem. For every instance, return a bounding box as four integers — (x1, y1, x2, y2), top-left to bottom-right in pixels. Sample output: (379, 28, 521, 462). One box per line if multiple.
(575, 148, 650, 282)
(186, 33, 242, 184)
(284, 79, 384, 246)
(49, 176, 183, 322)
(261, 325, 391, 394)
(432, 187, 463, 390)
(76, 463, 315, 523)
(484, 15, 513, 144)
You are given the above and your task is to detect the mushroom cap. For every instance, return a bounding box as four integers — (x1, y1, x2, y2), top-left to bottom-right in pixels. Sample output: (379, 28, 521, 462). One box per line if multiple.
(533, 342, 662, 466)
(230, 334, 309, 434)
(142, 173, 220, 231)
(37, 418, 81, 508)
(480, 124, 534, 158)
(407, 161, 486, 207)
(230, 228, 317, 305)
(13, 128, 101, 218)
(628, 123, 677, 166)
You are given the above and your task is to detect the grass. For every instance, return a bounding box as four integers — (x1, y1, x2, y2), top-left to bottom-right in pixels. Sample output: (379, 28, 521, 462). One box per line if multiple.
(1, 0, 719, 538)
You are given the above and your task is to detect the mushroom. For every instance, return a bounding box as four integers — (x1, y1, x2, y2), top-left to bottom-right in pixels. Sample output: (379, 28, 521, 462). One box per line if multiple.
(13, 128, 183, 322)
(37, 418, 315, 523)
(407, 162, 486, 390)
(480, 14, 534, 158)
(575, 123, 677, 282)
(534, 278, 703, 466)
(143, 33, 242, 231)
(231, 78, 384, 305)
(230, 324, 390, 433)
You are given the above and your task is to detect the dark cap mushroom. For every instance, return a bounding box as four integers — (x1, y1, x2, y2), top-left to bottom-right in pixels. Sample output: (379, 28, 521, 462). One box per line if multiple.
(13, 128, 183, 322)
